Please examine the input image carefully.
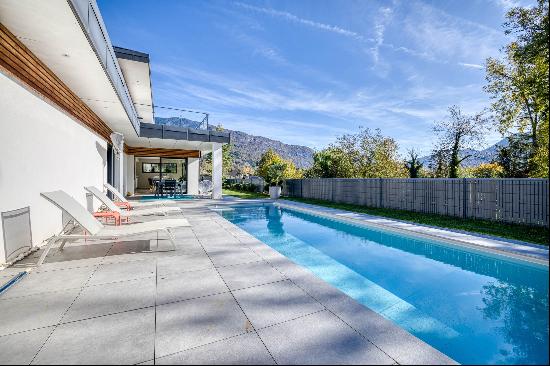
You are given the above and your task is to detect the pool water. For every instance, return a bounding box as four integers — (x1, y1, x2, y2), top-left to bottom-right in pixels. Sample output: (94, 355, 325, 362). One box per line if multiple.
(220, 204, 549, 365)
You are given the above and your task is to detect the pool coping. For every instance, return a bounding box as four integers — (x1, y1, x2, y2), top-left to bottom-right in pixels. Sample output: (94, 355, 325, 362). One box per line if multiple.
(210, 208, 459, 365)
(215, 197, 548, 266)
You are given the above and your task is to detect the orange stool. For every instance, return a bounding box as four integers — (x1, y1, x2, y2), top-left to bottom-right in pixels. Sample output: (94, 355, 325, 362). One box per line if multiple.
(93, 211, 121, 225)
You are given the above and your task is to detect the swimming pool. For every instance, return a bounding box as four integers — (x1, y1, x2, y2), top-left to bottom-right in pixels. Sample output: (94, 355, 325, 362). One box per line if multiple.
(220, 204, 549, 365)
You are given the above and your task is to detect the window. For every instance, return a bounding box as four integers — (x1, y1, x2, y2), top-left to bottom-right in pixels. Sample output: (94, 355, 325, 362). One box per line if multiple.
(142, 162, 160, 173)
(142, 162, 177, 173)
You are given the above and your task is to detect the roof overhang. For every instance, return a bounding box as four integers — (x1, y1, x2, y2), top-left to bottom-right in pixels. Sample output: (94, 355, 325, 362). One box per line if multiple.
(0, 0, 140, 137)
(114, 46, 154, 124)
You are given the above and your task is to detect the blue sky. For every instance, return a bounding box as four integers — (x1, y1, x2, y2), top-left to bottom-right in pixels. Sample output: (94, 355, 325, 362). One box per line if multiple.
(98, 0, 532, 155)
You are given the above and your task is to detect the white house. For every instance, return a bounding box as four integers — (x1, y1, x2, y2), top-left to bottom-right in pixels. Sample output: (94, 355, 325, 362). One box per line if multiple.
(0, 0, 229, 261)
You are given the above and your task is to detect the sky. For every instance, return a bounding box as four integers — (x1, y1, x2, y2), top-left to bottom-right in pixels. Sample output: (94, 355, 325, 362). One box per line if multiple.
(98, 0, 533, 155)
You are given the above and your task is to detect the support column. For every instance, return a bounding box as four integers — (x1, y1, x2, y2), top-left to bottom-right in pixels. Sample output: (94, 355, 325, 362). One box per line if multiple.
(124, 154, 135, 196)
(187, 157, 199, 195)
(212, 143, 222, 199)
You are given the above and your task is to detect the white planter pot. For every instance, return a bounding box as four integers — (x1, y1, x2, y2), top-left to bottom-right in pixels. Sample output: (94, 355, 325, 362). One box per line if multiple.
(269, 186, 281, 199)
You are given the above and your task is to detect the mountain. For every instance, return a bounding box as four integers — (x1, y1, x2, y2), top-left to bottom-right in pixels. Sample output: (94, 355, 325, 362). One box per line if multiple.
(419, 138, 509, 167)
(154, 117, 315, 169)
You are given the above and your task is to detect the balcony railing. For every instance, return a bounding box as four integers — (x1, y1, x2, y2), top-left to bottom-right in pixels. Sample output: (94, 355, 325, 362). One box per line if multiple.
(69, 0, 140, 135)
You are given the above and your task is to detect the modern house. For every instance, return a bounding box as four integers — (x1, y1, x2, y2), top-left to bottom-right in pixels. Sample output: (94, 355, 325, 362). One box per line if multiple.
(0, 0, 229, 260)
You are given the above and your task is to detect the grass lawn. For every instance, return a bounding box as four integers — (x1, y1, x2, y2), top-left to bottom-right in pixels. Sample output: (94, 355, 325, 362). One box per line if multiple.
(280, 197, 549, 246)
(223, 188, 268, 199)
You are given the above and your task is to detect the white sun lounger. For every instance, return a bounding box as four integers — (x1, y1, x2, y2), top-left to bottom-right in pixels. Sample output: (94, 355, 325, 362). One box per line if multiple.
(103, 182, 176, 209)
(37, 190, 190, 266)
(85, 186, 181, 217)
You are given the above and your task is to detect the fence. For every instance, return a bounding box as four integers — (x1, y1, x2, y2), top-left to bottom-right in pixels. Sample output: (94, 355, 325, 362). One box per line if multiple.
(283, 178, 549, 227)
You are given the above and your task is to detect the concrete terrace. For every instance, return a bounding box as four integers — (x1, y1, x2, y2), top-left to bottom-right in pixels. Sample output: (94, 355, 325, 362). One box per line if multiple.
(0, 200, 456, 365)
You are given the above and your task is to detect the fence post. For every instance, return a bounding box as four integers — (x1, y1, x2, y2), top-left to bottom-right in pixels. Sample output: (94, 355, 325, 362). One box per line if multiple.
(462, 178, 467, 219)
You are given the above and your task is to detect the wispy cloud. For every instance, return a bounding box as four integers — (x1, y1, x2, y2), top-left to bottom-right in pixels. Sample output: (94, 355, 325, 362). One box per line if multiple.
(458, 62, 484, 70)
(234, 2, 372, 42)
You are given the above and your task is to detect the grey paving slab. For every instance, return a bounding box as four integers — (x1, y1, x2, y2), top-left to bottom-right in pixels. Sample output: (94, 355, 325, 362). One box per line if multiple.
(61, 276, 156, 323)
(156, 267, 228, 305)
(155, 292, 251, 358)
(33, 308, 155, 365)
(88, 258, 156, 286)
(208, 246, 262, 267)
(232, 280, 325, 329)
(258, 310, 394, 365)
(155, 332, 275, 365)
(0, 327, 54, 365)
(42, 242, 112, 263)
(217, 260, 285, 291)
(156, 252, 213, 276)
(0, 266, 95, 299)
(0, 288, 80, 336)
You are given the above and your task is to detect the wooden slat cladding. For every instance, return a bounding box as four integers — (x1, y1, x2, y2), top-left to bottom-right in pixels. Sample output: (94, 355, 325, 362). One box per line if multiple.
(0, 23, 112, 140)
(125, 146, 200, 159)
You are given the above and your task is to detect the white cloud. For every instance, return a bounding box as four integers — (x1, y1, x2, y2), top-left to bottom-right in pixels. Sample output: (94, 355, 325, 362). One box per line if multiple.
(234, 2, 372, 42)
(458, 62, 484, 69)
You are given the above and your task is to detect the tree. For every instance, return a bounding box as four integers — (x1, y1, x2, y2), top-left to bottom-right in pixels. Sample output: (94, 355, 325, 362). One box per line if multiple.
(404, 149, 424, 178)
(484, 0, 549, 177)
(495, 134, 532, 178)
(257, 149, 301, 185)
(432, 105, 489, 178)
(428, 147, 450, 178)
(304, 148, 356, 178)
(470, 163, 505, 178)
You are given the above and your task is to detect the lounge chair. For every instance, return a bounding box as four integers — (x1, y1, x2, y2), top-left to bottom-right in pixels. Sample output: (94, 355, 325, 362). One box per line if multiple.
(103, 183, 176, 209)
(37, 190, 190, 266)
(85, 186, 181, 218)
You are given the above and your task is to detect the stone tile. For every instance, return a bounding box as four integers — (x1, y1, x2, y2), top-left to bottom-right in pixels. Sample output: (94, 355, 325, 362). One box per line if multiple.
(88, 258, 156, 286)
(155, 292, 251, 357)
(0, 326, 53, 365)
(62, 277, 156, 322)
(0, 289, 80, 336)
(232, 280, 324, 329)
(208, 246, 262, 267)
(217, 261, 285, 290)
(156, 252, 213, 276)
(42, 242, 112, 263)
(156, 332, 274, 365)
(258, 310, 394, 365)
(156, 268, 228, 305)
(1, 266, 95, 299)
(33, 308, 155, 365)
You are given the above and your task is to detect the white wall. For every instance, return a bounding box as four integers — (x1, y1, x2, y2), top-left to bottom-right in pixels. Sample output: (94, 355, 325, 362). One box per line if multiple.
(187, 158, 199, 194)
(0, 73, 107, 260)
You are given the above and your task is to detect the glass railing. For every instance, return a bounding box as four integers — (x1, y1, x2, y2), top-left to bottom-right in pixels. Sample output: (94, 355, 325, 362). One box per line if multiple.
(69, 0, 140, 135)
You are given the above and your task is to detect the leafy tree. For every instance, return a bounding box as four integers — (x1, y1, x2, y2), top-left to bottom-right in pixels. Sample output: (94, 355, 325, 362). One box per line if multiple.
(305, 148, 356, 178)
(495, 134, 532, 177)
(257, 149, 301, 185)
(432, 105, 489, 178)
(469, 163, 505, 178)
(404, 149, 424, 178)
(427, 148, 450, 178)
(484, 0, 549, 177)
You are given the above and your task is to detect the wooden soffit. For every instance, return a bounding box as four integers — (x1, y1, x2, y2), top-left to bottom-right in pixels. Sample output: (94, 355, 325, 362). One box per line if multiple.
(124, 145, 200, 158)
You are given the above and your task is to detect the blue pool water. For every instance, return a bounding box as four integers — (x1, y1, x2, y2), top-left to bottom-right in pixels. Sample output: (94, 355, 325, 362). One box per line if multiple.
(220, 204, 549, 365)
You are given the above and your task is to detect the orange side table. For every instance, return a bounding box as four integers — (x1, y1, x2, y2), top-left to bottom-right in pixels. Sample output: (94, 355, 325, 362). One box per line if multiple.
(93, 211, 121, 225)
(114, 201, 132, 210)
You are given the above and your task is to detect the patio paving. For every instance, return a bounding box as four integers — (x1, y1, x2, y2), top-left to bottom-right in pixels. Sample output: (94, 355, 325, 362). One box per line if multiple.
(0, 200, 457, 365)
